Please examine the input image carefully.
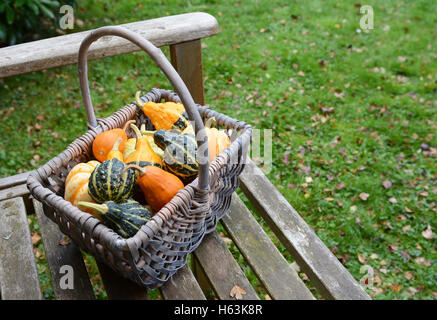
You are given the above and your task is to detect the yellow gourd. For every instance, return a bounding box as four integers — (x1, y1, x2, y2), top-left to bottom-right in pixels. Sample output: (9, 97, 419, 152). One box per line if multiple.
(64, 160, 100, 210)
(124, 124, 163, 168)
(182, 117, 231, 162)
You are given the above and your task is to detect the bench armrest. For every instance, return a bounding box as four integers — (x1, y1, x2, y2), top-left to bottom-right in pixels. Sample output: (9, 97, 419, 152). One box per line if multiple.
(0, 12, 218, 78)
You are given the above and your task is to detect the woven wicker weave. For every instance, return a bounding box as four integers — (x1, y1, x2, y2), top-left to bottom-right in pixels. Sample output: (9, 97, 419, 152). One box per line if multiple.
(27, 27, 252, 288)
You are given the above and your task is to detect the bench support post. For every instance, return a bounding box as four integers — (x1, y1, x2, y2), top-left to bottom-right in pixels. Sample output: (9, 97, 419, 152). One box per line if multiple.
(170, 39, 205, 105)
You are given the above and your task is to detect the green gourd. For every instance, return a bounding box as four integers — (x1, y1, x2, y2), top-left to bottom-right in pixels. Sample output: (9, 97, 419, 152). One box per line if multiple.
(78, 199, 152, 238)
(153, 129, 199, 180)
(88, 158, 137, 203)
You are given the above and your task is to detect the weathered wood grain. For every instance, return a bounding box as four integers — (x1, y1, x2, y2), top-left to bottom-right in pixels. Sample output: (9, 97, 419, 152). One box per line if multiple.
(96, 261, 149, 300)
(0, 171, 33, 190)
(170, 39, 205, 105)
(33, 199, 95, 300)
(222, 194, 315, 300)
(0, 184, 31, 214)
(239, 159, 371, 300)
(0, 197, 42, 300)
(160, 264, 206, 300)
(0, 12, 218, 78)
(193, 231, 259, 300)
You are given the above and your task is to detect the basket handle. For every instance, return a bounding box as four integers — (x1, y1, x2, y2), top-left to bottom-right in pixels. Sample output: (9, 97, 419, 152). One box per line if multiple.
(78, 26, 210, 191)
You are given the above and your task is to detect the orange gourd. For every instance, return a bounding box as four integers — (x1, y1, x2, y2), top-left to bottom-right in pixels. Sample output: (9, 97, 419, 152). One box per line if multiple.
(123, 164, 184, 213)
(135, 91, 188, 131)
(92, 120, 133, 162)
(124, 123, 162, 168)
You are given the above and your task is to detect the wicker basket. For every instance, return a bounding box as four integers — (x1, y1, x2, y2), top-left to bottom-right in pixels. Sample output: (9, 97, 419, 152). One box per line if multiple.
(26, 26, 252, 288)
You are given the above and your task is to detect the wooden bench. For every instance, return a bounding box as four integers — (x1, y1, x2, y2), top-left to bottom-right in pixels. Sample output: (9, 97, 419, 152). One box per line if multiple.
(0, 12, 371, 300)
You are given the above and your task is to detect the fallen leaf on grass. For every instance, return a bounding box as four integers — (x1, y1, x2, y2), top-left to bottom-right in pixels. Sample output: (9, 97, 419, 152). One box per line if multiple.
(31, 232, 41, 245)
(282, 153, 290, 166)
(359, 193, 369, 201)
(404, 272, 414, 280)
(382, 180, 392, 189)
(33, 248, 42, 258)
(358, 253, 366, 264)
(422, 225, 433, 239)
(59, 236, 70, 246)
(389, 197, 397, 204)
(414, 257, 431, 266)
(336, 183, 346, 190)
(390, 283, 402, 293)
(402, 225, 411, 232)
(230, 284, 247, 300)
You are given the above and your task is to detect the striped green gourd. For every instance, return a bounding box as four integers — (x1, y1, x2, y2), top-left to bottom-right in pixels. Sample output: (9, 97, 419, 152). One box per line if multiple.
(78, 199, 152, 238)
(153, 129, 199, 180)
(88, 158, 137, 203)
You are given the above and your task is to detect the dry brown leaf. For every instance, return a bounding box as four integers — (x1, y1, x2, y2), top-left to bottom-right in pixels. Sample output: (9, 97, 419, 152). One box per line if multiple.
(230, 284, 247, 300)
(358, 253, 366, 264)
(414, 257, 431, 266)
(422, 224, 433, 240)
(359, 193, 369, 201)
(282, 153, 290, 166)
(382, 180, 392, 189)
(404, 272, 414, 280)
(33, 247, 42, 259)
(219, 233, 233, 246)
(402, 225, 411, 232)
(336, 183, 346, 190)
(31, 232, 41, 245)
(390, 283, 402, 293)
(389, 197, 398, 204)
(59, 236, 71, 246)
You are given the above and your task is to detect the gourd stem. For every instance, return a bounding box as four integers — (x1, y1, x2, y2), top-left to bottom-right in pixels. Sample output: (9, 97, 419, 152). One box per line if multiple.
(77, 201, 108, 215)
(122, 164, 146, 177)
(123, 119, 136, 132)
(205, 117, 217, 129)
(130, 123, 142, 139)
(140, 129, 155, 136)
(111, 137, 122, 151)
(135, 91, 145, 108)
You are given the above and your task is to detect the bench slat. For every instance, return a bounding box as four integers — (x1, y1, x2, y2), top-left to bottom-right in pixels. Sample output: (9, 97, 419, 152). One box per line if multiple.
(0, 12, 218, 78)
(161, 264, 206, 300)
(96, 261, 149, 300)
(0, 197, 42, 300)
(33, 199, 95, 300)
(0, 171, 34, 190)
(222, 194, 315, 300)
(0, 183, 32, 214)
(239, 160, 371, 300)
(193, 231, 259, 300)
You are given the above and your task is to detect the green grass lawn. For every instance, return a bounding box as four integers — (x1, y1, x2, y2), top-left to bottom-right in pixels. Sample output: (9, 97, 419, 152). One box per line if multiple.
(1, 0, 436, 299)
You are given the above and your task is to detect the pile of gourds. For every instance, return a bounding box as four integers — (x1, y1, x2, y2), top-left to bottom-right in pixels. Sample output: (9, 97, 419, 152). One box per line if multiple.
(64, 91, 231, 238)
